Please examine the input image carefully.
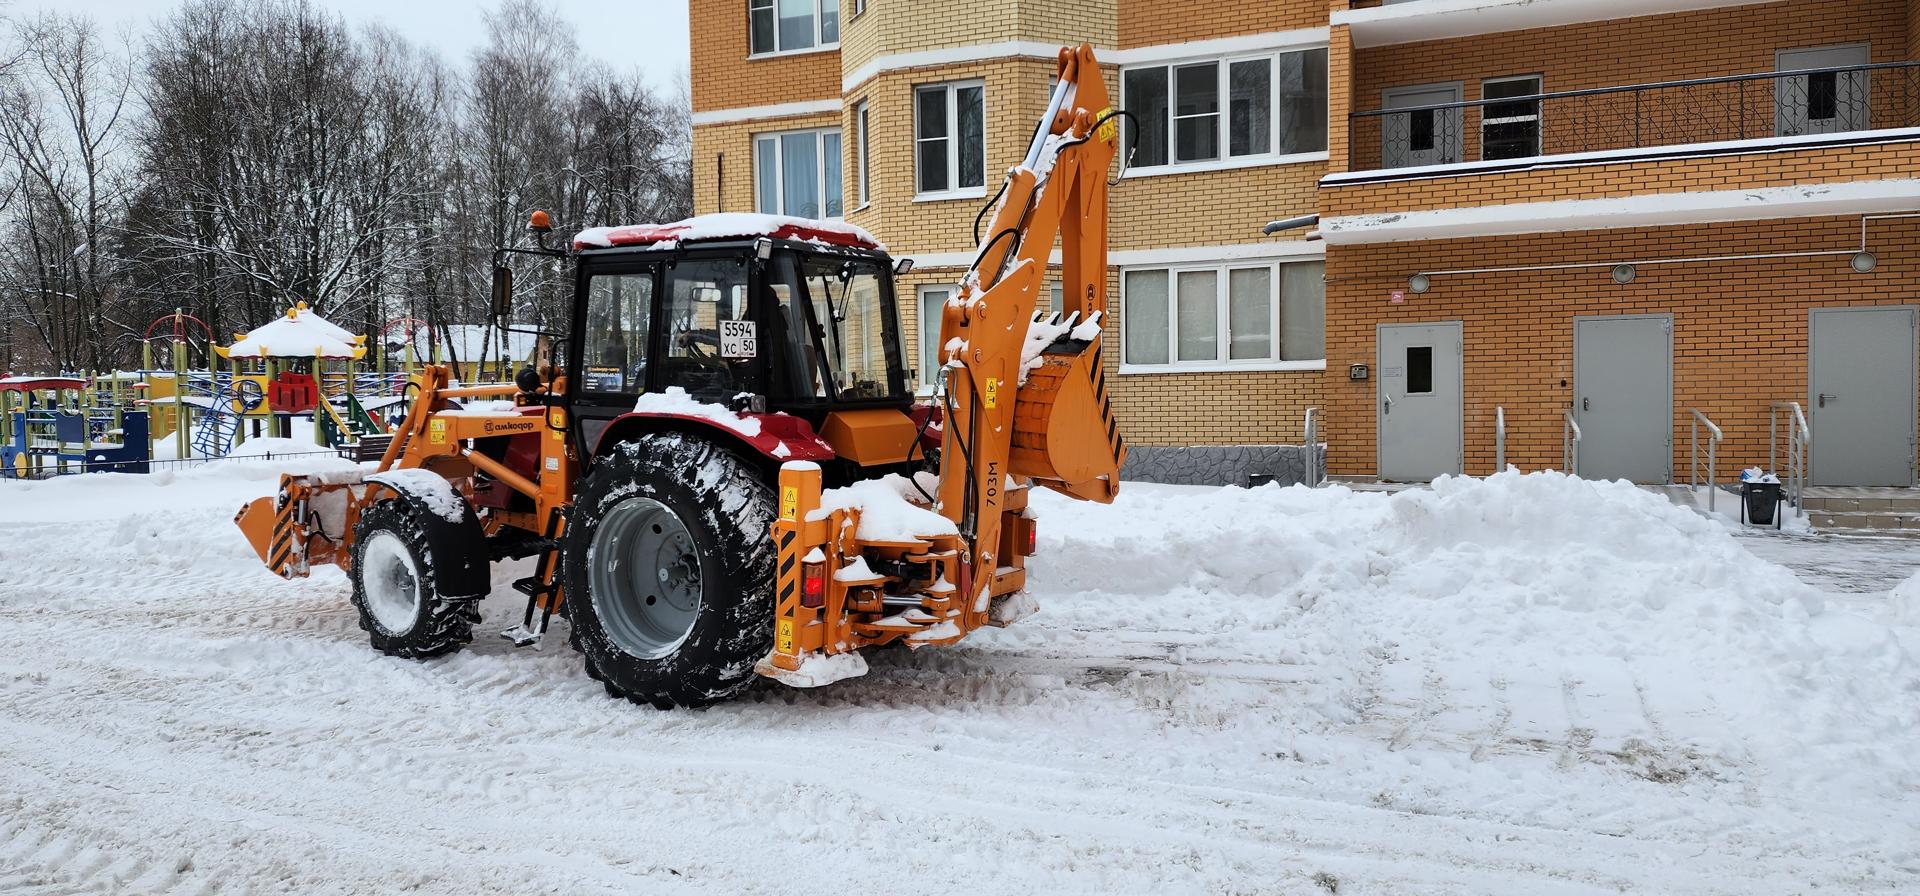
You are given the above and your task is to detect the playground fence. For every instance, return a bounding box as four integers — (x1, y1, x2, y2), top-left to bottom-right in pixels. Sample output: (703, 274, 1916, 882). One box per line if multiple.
(4, 449, 347, 481)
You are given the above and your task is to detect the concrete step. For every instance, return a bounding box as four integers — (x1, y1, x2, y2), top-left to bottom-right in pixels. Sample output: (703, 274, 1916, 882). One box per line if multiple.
(1807, 510, 1920, 535)
(1802, 494, 1920, 514)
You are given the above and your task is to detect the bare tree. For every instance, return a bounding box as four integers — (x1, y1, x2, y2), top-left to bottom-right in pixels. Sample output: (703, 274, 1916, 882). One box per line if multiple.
(0, 12, 132, 371)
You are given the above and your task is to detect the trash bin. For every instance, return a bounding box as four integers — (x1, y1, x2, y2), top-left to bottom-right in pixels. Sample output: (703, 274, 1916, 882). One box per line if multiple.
(1742, 481, 1782, 526)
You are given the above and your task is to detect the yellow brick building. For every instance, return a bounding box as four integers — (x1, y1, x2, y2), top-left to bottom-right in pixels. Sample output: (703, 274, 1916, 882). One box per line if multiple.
(691, 0, 1334, 485)
(691, 0, 1920, 488)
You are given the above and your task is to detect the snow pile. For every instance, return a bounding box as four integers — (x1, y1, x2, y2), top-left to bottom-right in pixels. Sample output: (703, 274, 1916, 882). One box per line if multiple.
(1031, 470, 1920, 800)
(226, 305, 363, 359)
(1892, 572, 1920, 627)
(632, 386, 762, 437)
(812, 474, 956, 542)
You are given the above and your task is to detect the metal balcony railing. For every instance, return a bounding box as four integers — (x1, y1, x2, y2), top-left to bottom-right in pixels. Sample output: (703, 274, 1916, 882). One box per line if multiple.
(1349, 61, 1920, 173)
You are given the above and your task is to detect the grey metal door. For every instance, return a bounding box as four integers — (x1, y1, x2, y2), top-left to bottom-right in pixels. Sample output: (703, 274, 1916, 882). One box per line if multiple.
(1377, 322, 1462, 481)
(1810, 306, 1916, 486)
(1574, 315, 1671, 483)
(1381, 84, 1463, 169)
(1776, 45, 1870, 137)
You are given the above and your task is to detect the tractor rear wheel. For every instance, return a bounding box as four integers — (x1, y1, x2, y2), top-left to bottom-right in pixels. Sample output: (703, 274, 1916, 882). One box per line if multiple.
(564, 432, 778, 709)
(348, 500, 477, 659)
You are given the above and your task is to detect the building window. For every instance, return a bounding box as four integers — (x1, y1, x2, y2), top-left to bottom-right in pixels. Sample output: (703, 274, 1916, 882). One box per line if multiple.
(1481, 75, 1541, 161)
(917, 284, 953, 391)
(915, 80, 986, 197)
(852, 0, 867, 17)
(1121, 259, 1324, 368)
(855, 100, 870, 207)
(1123, 47, 1328, 170)
(753, 128, 843, 219)
(749, 0, 838, 56)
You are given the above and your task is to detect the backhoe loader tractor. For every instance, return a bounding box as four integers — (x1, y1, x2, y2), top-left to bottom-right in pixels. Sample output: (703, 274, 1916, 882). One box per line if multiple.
(235, 45, 1127, 708)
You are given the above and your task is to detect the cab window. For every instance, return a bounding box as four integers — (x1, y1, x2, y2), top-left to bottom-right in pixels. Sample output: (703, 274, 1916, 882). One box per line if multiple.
(659, 256, 757, 402)
(581, 270, 654, 394)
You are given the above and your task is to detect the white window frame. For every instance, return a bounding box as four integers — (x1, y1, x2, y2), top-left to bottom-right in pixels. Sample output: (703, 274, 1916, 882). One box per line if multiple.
(748, 0, 840, 58)
(916, 284, 955, 395)
(752, 127, 844, 219)
(1479, 74, 1543, 161)
(913, 79, 988, 201)
(854, 99, 870, 208)
(1119, 258, 1326, 374)
(1121, 45, 1330, 179)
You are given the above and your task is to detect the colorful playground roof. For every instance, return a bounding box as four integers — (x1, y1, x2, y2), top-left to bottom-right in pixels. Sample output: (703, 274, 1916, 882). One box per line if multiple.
(0, 376, 87, 393)
(573, 213, 883, 252)
(222, 303, 367, 360)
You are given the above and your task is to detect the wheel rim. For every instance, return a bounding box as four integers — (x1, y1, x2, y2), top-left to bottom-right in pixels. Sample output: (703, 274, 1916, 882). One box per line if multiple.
(590, 497, 704, 660)
(361, 530, 423, 635)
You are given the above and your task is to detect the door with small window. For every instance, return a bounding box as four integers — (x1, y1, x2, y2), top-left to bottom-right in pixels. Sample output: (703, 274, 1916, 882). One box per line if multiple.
(1377, 322, 1463, 481)
(1382, 84, 1462, 168)
(1777, 45, 1870, 137)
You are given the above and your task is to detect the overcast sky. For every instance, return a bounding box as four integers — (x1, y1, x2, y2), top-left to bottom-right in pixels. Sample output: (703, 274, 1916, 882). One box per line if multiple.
(30, 1, 691, 92)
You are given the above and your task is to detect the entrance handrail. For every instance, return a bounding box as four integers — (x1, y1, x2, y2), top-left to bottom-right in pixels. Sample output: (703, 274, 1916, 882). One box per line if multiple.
(1303, 406, 1323, 487)
(1563, 409, 1582, 476)
(1769, 401, 1812, 508)
(1688, 408, 1723, 512)
(1494, 406, 1506, 472)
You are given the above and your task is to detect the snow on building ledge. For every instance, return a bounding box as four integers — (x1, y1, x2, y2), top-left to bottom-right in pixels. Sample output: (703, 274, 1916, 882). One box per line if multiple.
(1320, 180, 1920, 245)
(1333, 0, 1778, 48)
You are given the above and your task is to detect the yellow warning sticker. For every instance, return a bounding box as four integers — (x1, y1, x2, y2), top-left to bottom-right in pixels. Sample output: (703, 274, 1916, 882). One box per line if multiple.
(1096, 107, 1117, 141)
(428, 419, 447, 445)
(983, 377, 1001, 409)
(780, 486, 798, 520)
(776, 618, 795, 653)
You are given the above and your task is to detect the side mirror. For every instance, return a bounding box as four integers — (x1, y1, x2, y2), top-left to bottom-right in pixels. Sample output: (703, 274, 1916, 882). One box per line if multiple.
(490, 266, 513, 320)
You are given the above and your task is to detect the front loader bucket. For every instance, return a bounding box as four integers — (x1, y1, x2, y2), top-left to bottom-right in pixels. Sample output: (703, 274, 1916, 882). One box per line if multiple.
(235, 472, 362, 580)
(235, 495, 279, 567)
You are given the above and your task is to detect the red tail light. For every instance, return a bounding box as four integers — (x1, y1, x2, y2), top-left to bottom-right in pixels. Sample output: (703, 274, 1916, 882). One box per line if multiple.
(1024, 520, 1038, 556)
(801, 562, 826, 608)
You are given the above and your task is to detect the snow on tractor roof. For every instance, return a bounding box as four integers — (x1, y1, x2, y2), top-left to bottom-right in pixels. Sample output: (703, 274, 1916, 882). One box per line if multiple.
(224, 302, 367, 360)
(573, 213, 884, 253)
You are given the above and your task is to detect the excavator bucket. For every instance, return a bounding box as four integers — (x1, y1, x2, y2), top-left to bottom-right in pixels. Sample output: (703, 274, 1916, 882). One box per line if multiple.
(1011, 333, 1125, 501)
(234, 493, 288, 573)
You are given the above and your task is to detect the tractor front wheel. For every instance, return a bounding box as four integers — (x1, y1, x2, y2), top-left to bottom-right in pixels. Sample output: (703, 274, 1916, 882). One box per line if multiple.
(348, 500, 478, 659)
(564, 433, 778, 709)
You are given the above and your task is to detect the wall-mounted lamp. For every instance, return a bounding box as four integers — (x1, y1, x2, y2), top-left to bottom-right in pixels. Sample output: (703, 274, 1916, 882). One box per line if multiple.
(1852, 251, 1878, 273)
(1408, 273, 1431, 294)
(1611, 263, 1637, 284)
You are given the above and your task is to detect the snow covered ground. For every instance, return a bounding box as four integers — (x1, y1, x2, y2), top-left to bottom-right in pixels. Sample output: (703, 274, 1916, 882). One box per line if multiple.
(0, 462, 1915, 895)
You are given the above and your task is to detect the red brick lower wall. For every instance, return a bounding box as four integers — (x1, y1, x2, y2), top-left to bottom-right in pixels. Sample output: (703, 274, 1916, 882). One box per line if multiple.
(1322, 215, 1920, 481)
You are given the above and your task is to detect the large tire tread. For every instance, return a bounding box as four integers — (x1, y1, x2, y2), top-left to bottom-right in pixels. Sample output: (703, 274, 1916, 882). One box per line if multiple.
(348, 500, 476, 660)
(564, 432, 778, 709)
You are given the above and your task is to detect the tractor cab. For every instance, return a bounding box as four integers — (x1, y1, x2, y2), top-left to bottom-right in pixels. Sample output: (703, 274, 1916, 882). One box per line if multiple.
(560, 215, 920, 471)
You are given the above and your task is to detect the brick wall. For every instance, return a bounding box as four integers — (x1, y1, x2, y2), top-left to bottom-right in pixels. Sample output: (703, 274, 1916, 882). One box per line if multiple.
(1118, 0, 1325, 47)
(689, 0, 841, 113)
(1322, 215, 1920, 480)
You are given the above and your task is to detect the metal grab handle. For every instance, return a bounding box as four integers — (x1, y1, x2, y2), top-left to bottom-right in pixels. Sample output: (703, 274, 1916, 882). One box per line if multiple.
(1819, 393, 1836, 407)
(1382, 394, 1393, 415)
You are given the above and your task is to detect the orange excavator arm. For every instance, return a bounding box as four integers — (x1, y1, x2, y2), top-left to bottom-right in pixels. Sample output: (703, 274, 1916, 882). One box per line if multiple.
(933, 44, 1126, 610)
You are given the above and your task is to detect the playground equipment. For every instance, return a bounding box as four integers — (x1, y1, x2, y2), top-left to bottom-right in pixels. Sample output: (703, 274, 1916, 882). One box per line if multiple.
(0, 376, 151, 478)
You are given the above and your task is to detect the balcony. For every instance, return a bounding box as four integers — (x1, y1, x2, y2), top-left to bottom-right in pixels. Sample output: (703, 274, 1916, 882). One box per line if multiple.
(1343, 60, 1920, 178)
